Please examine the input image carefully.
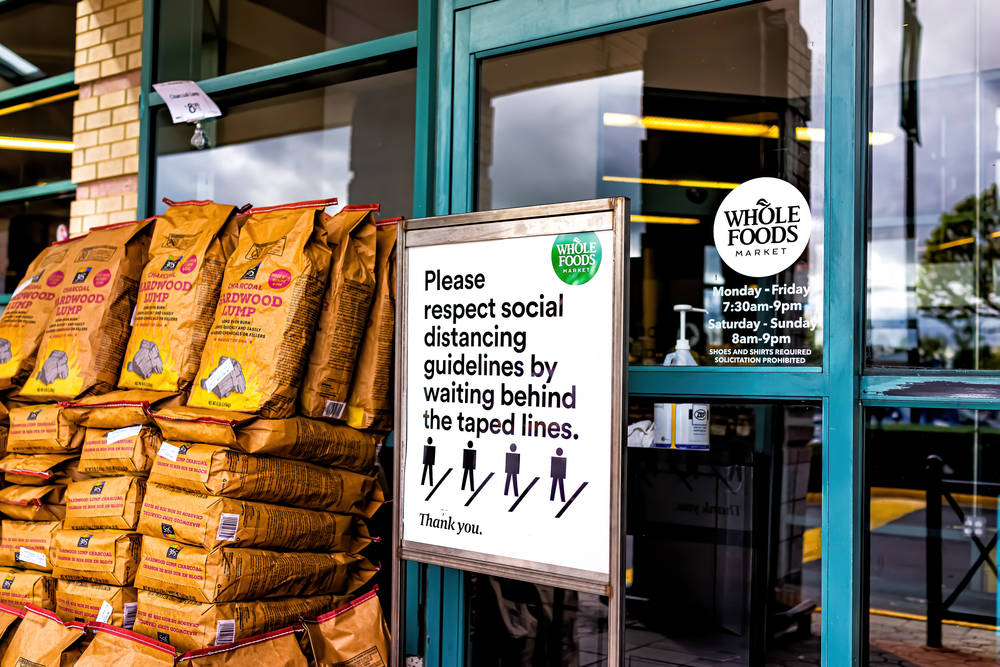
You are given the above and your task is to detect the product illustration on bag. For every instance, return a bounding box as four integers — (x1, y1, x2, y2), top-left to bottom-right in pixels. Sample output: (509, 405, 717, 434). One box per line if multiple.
(0, 339, 10, 364)
(36, 350, 69, 385)
(127, 340, 164, 379)
(200, 356, 246, 398)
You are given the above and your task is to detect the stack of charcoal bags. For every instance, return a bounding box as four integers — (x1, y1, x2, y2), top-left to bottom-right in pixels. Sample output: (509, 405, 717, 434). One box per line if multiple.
(0, 198, 395, 664)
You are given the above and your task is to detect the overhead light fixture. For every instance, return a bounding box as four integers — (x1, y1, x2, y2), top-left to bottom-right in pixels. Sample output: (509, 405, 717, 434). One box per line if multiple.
(604, 112, 896, 145)
(0, 136, 74, 153)
(603, 175, 739, 190)
(0, 89, 78, 118)
(0, 42, 41, 78)
(631, 214, 700, 225)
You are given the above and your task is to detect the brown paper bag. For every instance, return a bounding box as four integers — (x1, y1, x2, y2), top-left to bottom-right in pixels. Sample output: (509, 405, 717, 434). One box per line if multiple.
(0, 452, 77, 485)
(300, 205, 378, 419)
(148, 443, 382, 515)
(0, 602, 23, 650)
(345, 220, 397, 431)
(0, 568, 56, 609)
(135, 535, 376, 603)
(120, 200, 239, 393)
(8, 404, 82, 453)
(21, 219, 155, 400)
(55, 580, 137, 628)
(177, 626, 308, 666)
(52, 529, 141, 586)
(60, 389, 181, 428)
(151, 406, 378, 470)
(304, 588, 389, 667)
(64, 476, 145, 530)
(74, 622, 176, 666)
(79, 425, 161, 476)
(137, 482, 371, 552)
(0, 604, 85, 667)
(187, 199, 335, 418)
(0, 520, 61, 571)
(0, 243, 72, 391)
(0, 484, 65, 521)
(134, 589, 345, 653)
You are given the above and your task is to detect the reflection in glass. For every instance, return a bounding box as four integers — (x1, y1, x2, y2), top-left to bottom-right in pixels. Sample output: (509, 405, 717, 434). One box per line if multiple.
(867, 408, 1000, 663)
(156, 0, 418, 82)
(153, 69, 415, 217)
(867, 1, 1000, 369)
(625, 400, 820, 665)
(0, 0, 76, 89)
(0, 195, 70, 293)
(0, 95, 74, 191)
(477, 1, 826, 367)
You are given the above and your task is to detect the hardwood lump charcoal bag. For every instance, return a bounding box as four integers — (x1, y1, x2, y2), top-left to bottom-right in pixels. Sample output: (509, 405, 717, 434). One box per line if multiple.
(56, 580, 137, 628)
(52, 529, 141, 586)
(0, 568, 56, 610)
(148, 443, 383, 515)
(0, 452, 78, 485)
(304, 588, 389, 667)
(0, 485, 65, 521)
(79, 425, 161, 476)
(187, 198, 335, 418)
(8, 404, 82, 453)
(345, 219, 398, 431)
(0, 244, 72, 391)
(0, 520, 60, 572)
(64, 476, 145, 530)
(120, 200, 240, 393)
(0, 602, 23, 646)
(0, 604, 84, 667)
(75, 622, 176, 667)
(300, 204, 378, 420)
(21, 219, 155, 401)
(138, 482, 372, 552)
(135, 535, 376, 603)
(177, 626, 308, 666)
(151, 405, 378, 471)
(60, 389, 180, 429)
(134, 589, 345, 653)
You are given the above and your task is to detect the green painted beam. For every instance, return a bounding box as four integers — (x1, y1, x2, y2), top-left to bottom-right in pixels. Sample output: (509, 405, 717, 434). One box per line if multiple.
(0, 72, 75, 105)
(136, 0, 157, 219)
(0, 180, 75, 204)
(862, 374, 1000, 408)
(629, 365, 824, 398)
(147, 31, 418, 106)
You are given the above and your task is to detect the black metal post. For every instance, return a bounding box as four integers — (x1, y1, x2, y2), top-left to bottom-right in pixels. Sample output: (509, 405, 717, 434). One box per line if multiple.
(925, 455, 943, 648)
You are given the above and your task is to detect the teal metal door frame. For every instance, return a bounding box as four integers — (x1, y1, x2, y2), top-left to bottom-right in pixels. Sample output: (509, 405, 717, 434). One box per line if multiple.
(430, 0, 869, 664)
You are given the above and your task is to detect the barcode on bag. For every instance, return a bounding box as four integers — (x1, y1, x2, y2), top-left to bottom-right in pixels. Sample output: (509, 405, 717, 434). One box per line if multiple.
(216, 513, 240, 541)
(123, 602, 137, 629)
(323, 400, 346, 419)
(215, 619, 236, 645)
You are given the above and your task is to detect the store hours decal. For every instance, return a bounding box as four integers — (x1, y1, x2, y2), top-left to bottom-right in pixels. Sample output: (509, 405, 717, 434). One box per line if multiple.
(710, 177, 817, 365)
(404, 231, 613, 575)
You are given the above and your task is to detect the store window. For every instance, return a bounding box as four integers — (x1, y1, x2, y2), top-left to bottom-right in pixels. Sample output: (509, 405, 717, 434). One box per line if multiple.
(0, 94, 74, 190)
(464, 399, 822, 665)
(477, 0, 826, 368)
(866, 408, 1000, 663)
(156, 0, 418, 82)
(867, 1, 1000, 369)
(0, 0, 76, 90)
(152, 66, 416, 217)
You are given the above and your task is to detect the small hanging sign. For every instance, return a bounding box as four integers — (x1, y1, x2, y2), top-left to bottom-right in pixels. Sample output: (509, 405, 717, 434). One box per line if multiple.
(152, 80, 222, 124)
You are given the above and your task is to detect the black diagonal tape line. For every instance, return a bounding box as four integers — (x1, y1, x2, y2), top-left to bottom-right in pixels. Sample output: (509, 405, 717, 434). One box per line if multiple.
(424, 468, 453, 501)
(555, 482, 588, 518)
(508, 477, 540, 512)
(464, 472, 495, 507)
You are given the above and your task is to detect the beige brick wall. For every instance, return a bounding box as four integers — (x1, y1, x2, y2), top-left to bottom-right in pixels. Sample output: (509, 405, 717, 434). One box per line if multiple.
(71, 0, 143, 235)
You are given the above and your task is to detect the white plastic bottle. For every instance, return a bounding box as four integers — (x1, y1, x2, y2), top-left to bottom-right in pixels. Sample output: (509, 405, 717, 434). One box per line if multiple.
(652, 305, 710, 450)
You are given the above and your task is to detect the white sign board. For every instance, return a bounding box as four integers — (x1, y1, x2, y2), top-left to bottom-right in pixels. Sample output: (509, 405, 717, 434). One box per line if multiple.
(152, 80, 222, 124)
(396, 199, 627, 592)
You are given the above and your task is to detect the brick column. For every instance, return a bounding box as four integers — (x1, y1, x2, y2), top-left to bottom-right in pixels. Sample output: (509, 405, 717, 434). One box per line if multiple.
(70, 0, 144, 235)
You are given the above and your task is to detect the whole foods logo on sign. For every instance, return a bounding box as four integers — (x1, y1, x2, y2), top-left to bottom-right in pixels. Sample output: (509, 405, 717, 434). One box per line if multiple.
(713, 177, 812, 277)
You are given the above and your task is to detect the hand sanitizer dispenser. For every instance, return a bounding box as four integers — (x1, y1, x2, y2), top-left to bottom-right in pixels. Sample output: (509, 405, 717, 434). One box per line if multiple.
(652, 304, 710, 450)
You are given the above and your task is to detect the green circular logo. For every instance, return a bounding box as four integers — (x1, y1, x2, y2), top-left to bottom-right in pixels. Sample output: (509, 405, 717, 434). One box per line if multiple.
(551, 233, 602, 285)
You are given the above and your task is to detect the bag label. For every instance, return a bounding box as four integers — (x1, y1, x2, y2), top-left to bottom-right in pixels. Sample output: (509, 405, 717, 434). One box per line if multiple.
(107, 424, 142, 444)
(17, 547, 46, 567)
(215, 619, 235, 645)
(216, 513, 239, 541)
(158, 442, 180, 462)
(96, 600, 113, 623)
